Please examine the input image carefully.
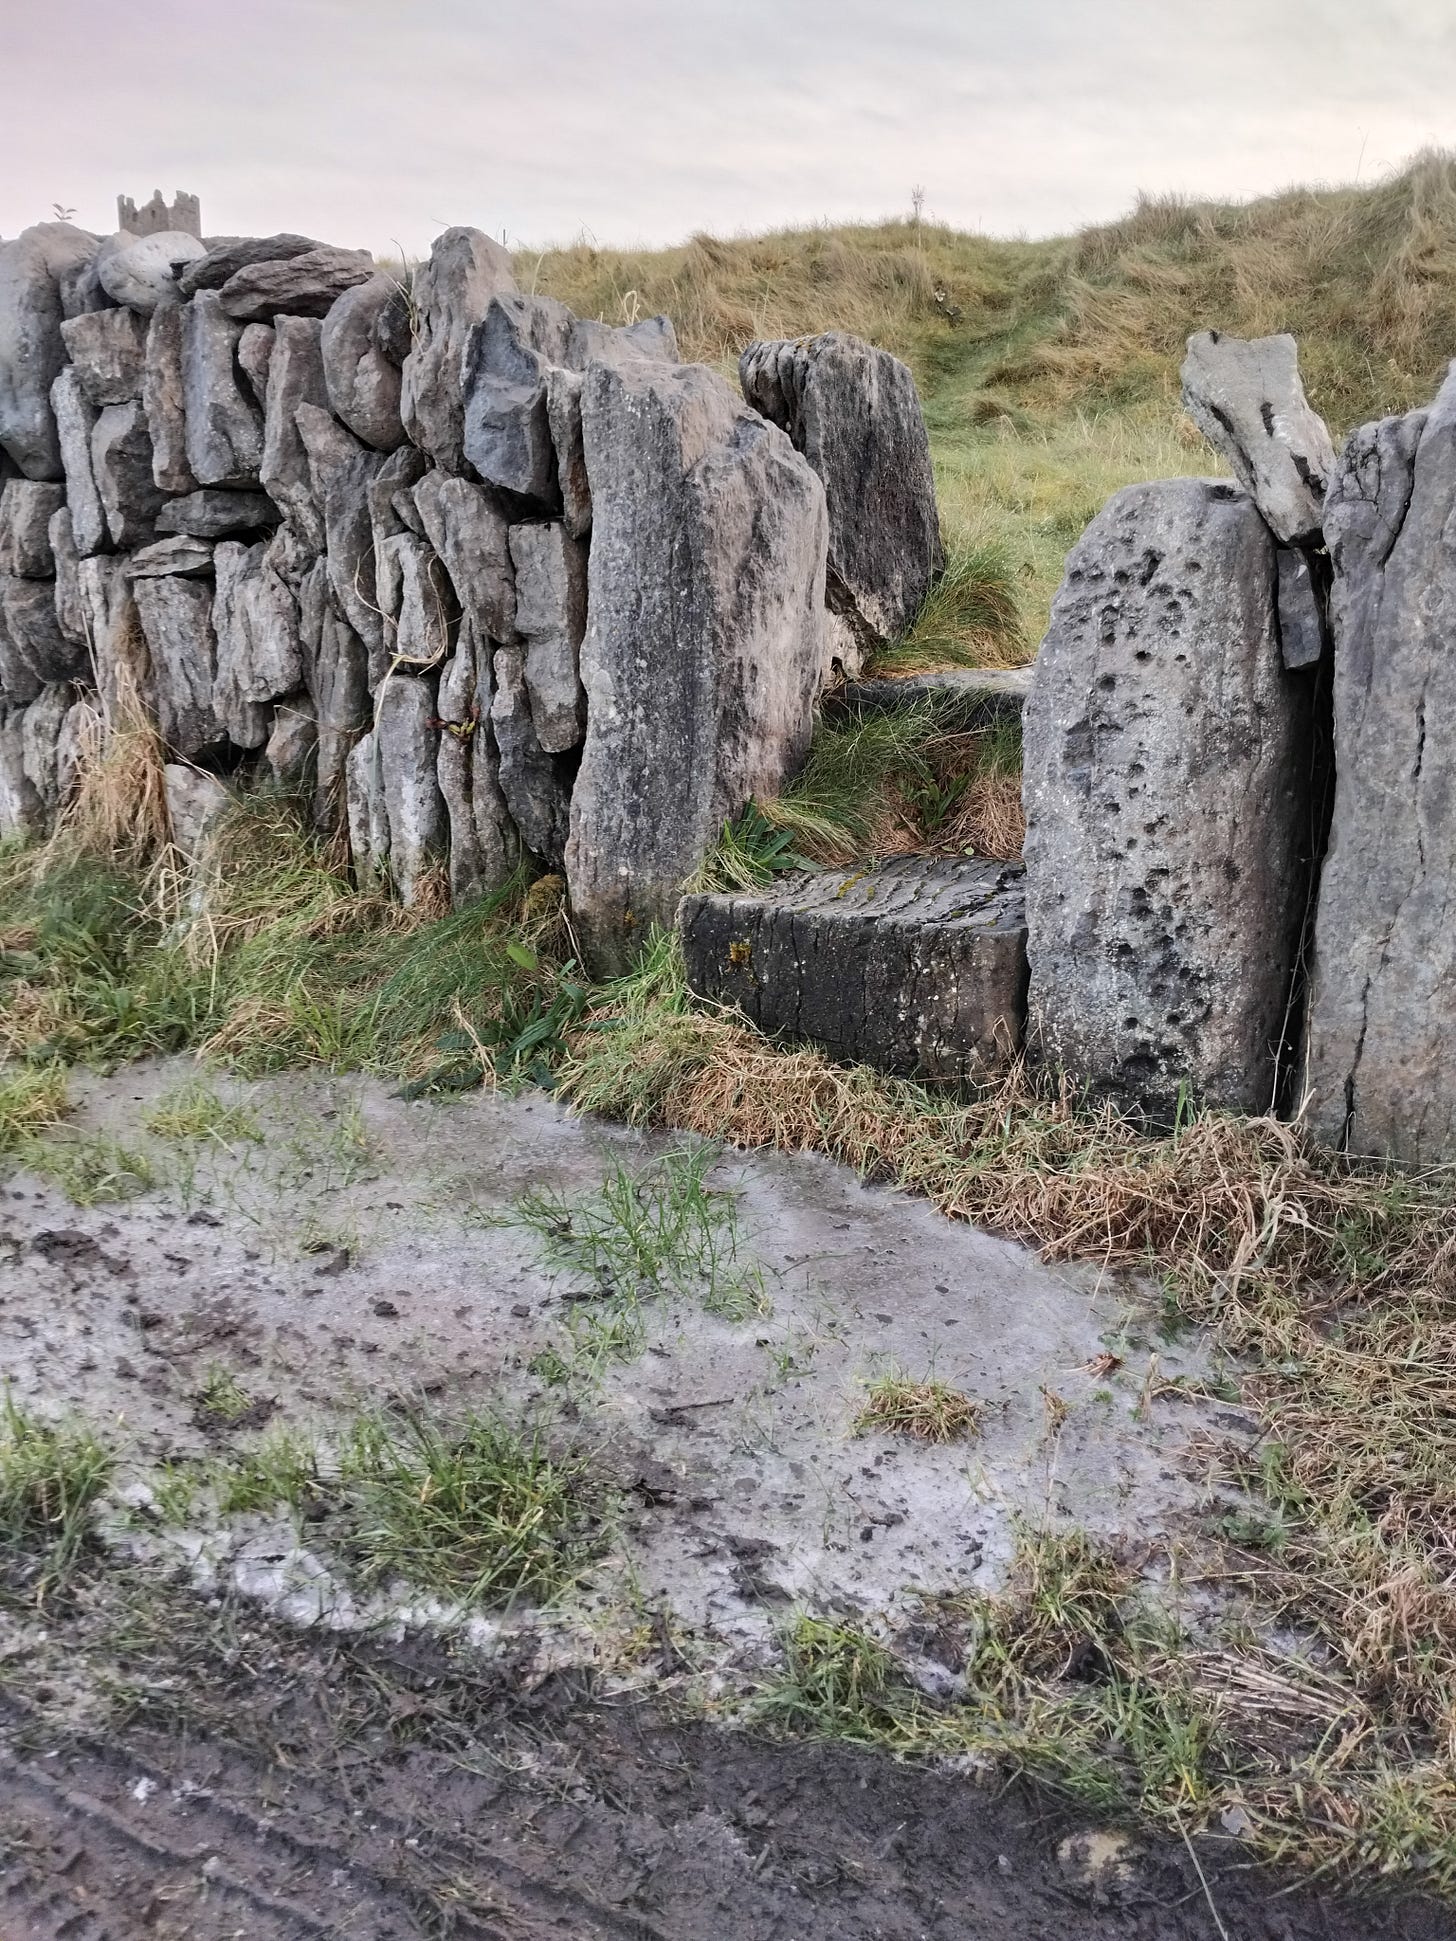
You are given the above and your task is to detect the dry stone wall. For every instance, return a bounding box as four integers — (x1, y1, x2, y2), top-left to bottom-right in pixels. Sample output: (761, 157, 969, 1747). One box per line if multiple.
(1, 191, 895, 977)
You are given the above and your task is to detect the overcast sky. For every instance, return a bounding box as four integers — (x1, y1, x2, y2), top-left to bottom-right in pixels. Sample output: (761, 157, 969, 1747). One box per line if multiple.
(5, 1, 1454, 255)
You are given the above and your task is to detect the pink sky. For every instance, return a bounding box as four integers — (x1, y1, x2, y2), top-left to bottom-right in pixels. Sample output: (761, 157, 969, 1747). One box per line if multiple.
(4, 0, 1453, 253)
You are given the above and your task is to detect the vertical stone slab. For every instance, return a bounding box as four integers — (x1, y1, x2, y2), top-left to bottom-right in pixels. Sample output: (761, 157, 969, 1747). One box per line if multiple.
(400, 228, 517, 475)
(1022, 478, 1314, 1119)
(566, 359, 827, 975)
(1303, 370, 1456, 1160)
(143, 300, 198, 494)
(260, 316, 330, 547)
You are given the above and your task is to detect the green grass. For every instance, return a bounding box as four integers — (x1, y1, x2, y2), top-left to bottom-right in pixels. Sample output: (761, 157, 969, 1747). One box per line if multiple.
(491, 1143, 770, 1372)
(867, 536, 1024, 676)
(20, 1131, 155, 1205)
(854, 1368, 980, 1443)
(0, 1393, 113, 1604)
(0, 1064, 68, 1152)
(143, 1079, 261, 1146)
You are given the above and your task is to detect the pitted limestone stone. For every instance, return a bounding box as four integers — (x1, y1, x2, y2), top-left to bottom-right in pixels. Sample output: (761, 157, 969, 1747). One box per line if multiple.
(212, 538, 304, 747)
(296, 403, 386, 680)
(491, 644, 573, 869)
(681, 856, 1028, 1082)
(300, 558, 370, 833)
(412, 468, 515, 644)
(374, 674, 446, 907)
(1022, 477, 1314, 1120)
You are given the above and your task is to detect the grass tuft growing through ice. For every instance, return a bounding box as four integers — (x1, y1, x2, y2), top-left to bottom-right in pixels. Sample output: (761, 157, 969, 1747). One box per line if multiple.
(0, 1393, 114, 1605)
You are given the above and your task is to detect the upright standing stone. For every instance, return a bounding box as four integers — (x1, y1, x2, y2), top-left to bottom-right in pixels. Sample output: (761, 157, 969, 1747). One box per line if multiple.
(400, 228, 518, 474)
(411, 469, 515, 642)
(49, 506, 86, 645)
(491, 645, 573, 868)
(567, 360, 828, 974)
(51, 367, 108, 555)
(0, 481, 64, 578)
(211, 539, 303, 746)
(1, 575, 87, 690)
(133, 572, 224, 756)
(181, 292, 265, 488)
(462, 294, 573, 506)
(740, 330, 943, 676)
(1180, 331, 1336, 546)
(91, 400, 165, 548)
(374, 674, 446, 906)
(437, 631, 516, 902)
(260, 316, 330, 547)
(142, 301, 198, 494)
(296, 404, 386, 681)
(1022, 478, 1314, 1119)
(0, 705, 43, 839)
(300, 558, 370, 832)
(320, 273, 407, 451)
(509, 521, 586, 751)
(77, 556, 153, 725)
(1303, 370, 1456, 1160)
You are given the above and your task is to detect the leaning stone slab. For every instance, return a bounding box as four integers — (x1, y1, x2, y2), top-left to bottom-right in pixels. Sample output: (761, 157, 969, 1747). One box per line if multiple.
(740, 331, 943, 676)
(1, 573, 87, 689)
(49, 506, 85, 645)
(400, 228, 518, 474)
(0, 704, 44, 838)
(412, 468, 515, 643)
(567, 359, 827, 975)
(59, 306, 149, 405)
(133, 571, 224, 756)
(0, 222, 99, 479)
(379, 533, 456, 671)
(217, 245, 374, 323)
(178, 233, 324, 297)
(1275, 548, 1327, 670)
(20, 681, 75, 816)
(681, 855, 1028, 1081)
(300, 558, 370, 832)
(124, 535, 214, 579)
(0, 481, 65, 578)
(156, 487, 279, 539)
(1303, 371, 1456, 1161)
(545, 316, 680, 540)
(1022, 477, 1314, 1119)
(1180, 330, 1336, 546)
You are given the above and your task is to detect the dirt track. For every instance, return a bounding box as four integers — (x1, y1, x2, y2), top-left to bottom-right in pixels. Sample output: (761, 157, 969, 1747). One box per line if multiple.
(3, 1594, 1450, 1941)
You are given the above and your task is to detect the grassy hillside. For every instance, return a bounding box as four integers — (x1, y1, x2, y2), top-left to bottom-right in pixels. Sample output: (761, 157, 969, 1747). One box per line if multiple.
(526, 148, 1456, 651)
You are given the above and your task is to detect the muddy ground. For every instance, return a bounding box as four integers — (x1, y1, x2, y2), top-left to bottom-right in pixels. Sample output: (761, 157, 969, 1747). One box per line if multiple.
(2, 1063, 1452, 1938)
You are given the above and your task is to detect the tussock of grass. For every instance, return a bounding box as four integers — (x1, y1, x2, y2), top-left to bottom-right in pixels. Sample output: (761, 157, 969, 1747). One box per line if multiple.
(0, 1393, 113, 1604)
(21, 1131, 155, 1205)
(143, 1079, 261, 1146)
(867, 539, 1024, 677)
(855, 1370, 979, 1443)
(0, 1065, 68, 1153)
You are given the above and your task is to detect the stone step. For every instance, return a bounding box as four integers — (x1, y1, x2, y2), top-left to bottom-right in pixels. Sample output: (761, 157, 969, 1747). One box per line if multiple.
(821, 665, 1030, 728)
(679, 854, 1027, 1083)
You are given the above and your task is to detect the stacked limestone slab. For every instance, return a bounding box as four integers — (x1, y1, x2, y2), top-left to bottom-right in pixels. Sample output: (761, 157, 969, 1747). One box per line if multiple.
(0, 192, 833, 974)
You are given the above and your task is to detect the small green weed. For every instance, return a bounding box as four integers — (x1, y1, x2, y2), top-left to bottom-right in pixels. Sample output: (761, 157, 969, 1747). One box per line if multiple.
(193, 1364, 255, 1427)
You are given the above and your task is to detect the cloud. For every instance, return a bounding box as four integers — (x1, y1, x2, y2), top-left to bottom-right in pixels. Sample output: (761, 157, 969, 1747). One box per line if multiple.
(3, 0, 1453, 252)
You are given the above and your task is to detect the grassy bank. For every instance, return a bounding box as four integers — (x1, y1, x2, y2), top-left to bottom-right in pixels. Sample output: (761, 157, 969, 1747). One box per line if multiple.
(528, 148, 1456, 644)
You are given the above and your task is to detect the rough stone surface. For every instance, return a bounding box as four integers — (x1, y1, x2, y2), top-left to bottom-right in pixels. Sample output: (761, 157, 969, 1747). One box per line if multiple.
(1, 574, 88, 690)
(212, 538, 303, 747)
(237, 322, 275, 411)
(546, 366, 590, 538)
(50, 367, 107, 555)
(0, 705, 43, 837)
(141, 301, 197, 495)
(345, 730, 389, 884)
(177, 234, 322, 298)
(20, 680, 74, 814)
(375, 675, 446, 906)
(0, 223, 99, 478)
(155, 488, 280, 539)
(491, 644, 573, 868)
(59, 307, 149, 405)
(400, 228, 518, 474)
(163, 762, 230, 860)
(217, 246, 374, 324)
(822, 665, 1031, 726)
(1275, 547, 1328, 670)
(49, 506, 85, 645)
(0, 481, 65, 578)
(567, 359, 828, 975)
(682, 857, 1029, 1081)
(462, 294, 573, 505)
(300, 559, 370, 831)
(411, 468, 515, 643)
(381, 533, 455, 672)
(566, 314, 678, 370)
(77, 555, 153, 725)
(266, 691, 318, 787)
(321, 273, 407, 451)
(180, 293, 264, 489)
(1022, 478, 1314, 1119)
(133, 571, 223, 756)
(125, 535, 214, 579)
(295, 403, 386, 679)
(437, 632, 516, 902)
(91, 400, 165, 549)
(96, 230, 207, 313)
(1180, 330, 1337, 546)
(509, 521, 586, 751)
(368, 446, 431, 622)
(260, 316, 330, 547)
(740, 331, 943, 675)
(1303, 374, 1456, 1161)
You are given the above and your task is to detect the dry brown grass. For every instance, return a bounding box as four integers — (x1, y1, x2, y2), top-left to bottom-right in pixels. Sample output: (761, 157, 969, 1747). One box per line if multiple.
(55, 699, 169, 866)
(855, 1372, 980, 1444)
